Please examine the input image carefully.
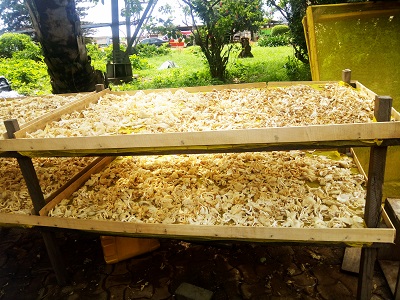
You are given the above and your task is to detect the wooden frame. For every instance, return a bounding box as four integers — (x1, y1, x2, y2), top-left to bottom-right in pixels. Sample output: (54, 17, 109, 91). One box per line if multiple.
(0, 209, 394, 245)
(1, 80, 399, 297)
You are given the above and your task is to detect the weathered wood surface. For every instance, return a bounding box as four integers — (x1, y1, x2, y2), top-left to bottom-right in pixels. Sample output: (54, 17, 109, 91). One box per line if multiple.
(1, 122, 400, 157)
(0, 210, 395, 244)
(111, 82, 267, 96)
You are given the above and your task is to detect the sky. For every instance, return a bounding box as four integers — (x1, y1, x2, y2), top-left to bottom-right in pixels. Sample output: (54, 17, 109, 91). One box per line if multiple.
(81, 0, 187, 37)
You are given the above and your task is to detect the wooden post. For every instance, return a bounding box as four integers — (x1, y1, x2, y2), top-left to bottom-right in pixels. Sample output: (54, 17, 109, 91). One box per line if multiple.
(4, 119, 68, 286)
(357, 95, 392, 299)
(342, 69, 352, 85)
(95, 84, 105, 92)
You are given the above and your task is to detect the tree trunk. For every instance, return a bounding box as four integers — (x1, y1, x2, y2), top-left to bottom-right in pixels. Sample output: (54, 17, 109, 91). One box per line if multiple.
(26, 0, 106, 94)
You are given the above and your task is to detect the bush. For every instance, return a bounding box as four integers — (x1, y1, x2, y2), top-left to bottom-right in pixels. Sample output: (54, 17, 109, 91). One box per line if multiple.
(86, 43, 107, 62)
(258, 35, 290, 47)
(271, 25, 290, 36)
(129, 54, 151, 70)
(103, 44, 127, 63)
(0, 33, 42, 61)
(0, 58, 51, 95)
(135, 43, 171, 58)
(284, 56, 311, 81)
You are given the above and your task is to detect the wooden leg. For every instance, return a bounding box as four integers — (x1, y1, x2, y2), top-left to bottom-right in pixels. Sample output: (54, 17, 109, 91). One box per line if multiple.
(41, 229, 68, 285)
(4, 119, 69, 285)
(357, 247, 377, 300)
(394, 264, 400, 300)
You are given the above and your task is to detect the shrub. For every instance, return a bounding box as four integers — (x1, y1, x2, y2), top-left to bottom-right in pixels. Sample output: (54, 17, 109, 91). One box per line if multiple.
(103, 44, 127, 63)
(284, 56, 311, 81)
(0, 33, 43, 61)
(86, 43, 107, 62)
(271, 25, 290, 36)
(258, 35, 290, 47)
(135, 43, 171, 58)
(129, 54, 151, 70)
(0, 58, 51, 95)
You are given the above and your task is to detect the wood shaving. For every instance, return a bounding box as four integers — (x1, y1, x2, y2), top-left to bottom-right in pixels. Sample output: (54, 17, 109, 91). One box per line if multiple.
(0, 157, 94, 214)
(25, 83, 374, 138)
(49, 151, 366, 228)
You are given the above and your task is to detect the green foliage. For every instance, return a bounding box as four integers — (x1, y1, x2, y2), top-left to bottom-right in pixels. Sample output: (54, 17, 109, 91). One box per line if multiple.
(0, 33, 42, 61)
(284, 56, 311, 81)
(1, 45, 312, 96)
(129, 54, 151, 70)
(265, 0, 368, 63)
(0, 0, 31, 33)
(182, 0, 264, 81)
(86, 43, 107, 62)
(103, 44, 127, 62)
(0, 0, 94, 35)
(0, 58, 51, 95)
(135, 43, 171, 58)
(228, 46, 299, 83)
(258, 34, 290, 47)
(271, 25, 290, 36)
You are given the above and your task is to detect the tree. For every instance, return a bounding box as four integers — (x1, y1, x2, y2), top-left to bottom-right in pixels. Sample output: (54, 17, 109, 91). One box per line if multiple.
(265, 0, 367, 63)
(0, 0, 32, 34)
(0, 0, 96, 36)
(0, 32, 42, 60)
(25, 0, 106, 93)
(182, 0, 264, 81)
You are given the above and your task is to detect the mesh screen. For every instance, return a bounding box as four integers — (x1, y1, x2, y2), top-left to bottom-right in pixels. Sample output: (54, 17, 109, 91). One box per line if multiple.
(306, 2, 400, 109)
(305, 2, 400, 187)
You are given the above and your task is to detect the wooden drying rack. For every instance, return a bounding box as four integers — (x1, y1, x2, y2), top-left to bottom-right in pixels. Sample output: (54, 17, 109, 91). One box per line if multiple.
(1, 76, 400, 299)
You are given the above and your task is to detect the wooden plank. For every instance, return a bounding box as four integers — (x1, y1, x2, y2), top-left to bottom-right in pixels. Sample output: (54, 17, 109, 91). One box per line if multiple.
(110, 82, 267, 96)
(358, 95, 392, 300)
(352, 148, 368, 181)
(379, 260, 400, 298)
(4, 119, 68, 285)
(4, 120, 46, 213)
(342, 247, 361, 273)
(14, 89, 109, 138)
(357, 248, 378, 299)
(1, 122, 400, 156)
(39, 156, 115, 216)
(0, 212, 395, 244)
(267, 81, 334, 87)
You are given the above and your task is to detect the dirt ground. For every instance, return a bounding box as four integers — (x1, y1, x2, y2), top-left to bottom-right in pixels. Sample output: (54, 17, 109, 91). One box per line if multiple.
(0, 227, 394, 300)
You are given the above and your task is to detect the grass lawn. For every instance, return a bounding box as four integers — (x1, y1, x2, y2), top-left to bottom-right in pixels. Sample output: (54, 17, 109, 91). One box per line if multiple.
(112, 45, 311, 91)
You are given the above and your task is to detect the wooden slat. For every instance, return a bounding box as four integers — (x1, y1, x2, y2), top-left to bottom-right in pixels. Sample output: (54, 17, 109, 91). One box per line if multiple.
(39, 156, 115, 216)
(267, 81, 334, 87)
(1, 122, 399, 156)
(110, 82, 267, 96)
(0, 212, 394, 244)
(14, 90, 109, 138)
(352, 148, 368, 182)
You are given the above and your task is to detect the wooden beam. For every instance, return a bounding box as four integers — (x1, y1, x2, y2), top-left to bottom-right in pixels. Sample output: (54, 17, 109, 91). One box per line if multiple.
(1, 122, 400, 156)
(0, 212, 394, 244)
(3, 119, 68, 285)
(40, 156, 115, 216)
(358, 96, 392, 299)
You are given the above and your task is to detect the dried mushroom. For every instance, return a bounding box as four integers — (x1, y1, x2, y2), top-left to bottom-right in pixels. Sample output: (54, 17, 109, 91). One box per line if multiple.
(26, 83, 374, 138)
(0, 157, 94, 214)
(49, 151, 366, 228)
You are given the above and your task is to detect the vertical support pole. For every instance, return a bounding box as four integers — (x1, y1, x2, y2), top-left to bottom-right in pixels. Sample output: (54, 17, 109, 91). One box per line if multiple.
(395, 268, 400, 300)
(342, 69, 351, 85)
(4, 119, 68, 286)
(357, 95, 392, 299)
(95, 84, 105, 92)
(111, 0, 121, 64)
